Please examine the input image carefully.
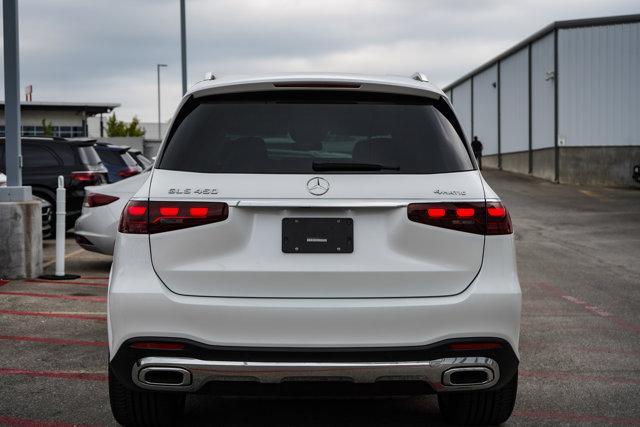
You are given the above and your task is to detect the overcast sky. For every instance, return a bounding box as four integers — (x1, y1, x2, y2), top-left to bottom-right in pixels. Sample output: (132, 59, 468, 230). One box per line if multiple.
(1, 0, 638, 122)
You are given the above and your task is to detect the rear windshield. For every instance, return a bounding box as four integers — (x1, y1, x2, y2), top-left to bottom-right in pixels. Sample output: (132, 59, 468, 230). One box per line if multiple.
(97, 147, 137, 167)
(77, 146, 103, 166)
(133, 153, 153, 168)
(158, 91, 474, 174)
(121, 152, 138, 167)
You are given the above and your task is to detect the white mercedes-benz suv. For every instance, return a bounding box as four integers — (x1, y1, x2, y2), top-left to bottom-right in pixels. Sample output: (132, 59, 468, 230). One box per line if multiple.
(108, 73, 521, 426)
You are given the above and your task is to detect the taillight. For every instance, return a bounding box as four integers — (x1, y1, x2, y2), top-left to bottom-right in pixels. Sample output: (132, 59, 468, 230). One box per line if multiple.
(117, 167, 141, 178)
(84, 193, 119, 207)
(118, 200, 229, 234)
(71, 171, 100, 183)
(485, 202, 512, 235)
(407, 201, 512, 235)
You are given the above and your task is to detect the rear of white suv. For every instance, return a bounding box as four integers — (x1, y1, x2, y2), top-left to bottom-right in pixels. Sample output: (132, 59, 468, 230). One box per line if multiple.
(108, 73, 521, 426)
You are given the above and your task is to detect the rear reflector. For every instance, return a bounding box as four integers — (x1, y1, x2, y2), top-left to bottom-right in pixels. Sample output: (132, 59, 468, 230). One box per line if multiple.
(84, 193, 119, 207)
(449, 342, 502, 351)
(130, 342, 185, 350)
(119, 200, 229, 234)
(408, 202, 512, 235)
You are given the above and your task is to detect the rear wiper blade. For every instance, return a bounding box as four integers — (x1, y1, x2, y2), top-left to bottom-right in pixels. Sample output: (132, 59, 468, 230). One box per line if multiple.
(312, 161, 400, 171)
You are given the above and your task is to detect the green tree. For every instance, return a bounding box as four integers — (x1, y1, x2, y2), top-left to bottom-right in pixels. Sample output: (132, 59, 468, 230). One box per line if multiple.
(41, 118, 54, 137)
(106, 113, 146, 137)
(126, 116, 146, 137)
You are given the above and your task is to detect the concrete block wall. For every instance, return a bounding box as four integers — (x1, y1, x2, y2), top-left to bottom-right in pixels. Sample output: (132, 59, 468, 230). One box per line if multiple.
(482, 147, 640, 188)
(0, 201, 42, 279)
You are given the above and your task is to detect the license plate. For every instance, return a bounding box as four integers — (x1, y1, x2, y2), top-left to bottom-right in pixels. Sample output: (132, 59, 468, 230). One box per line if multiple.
(282, 218, 353, 253)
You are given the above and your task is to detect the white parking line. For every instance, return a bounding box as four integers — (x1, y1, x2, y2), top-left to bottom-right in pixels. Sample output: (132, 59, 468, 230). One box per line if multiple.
(42, 248, 85, 269)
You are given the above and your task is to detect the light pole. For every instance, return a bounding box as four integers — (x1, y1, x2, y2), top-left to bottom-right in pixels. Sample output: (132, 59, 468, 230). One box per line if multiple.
(1, 0, 29, 200)
(157, 64, 167, 141)
(180, 0, 187, 95)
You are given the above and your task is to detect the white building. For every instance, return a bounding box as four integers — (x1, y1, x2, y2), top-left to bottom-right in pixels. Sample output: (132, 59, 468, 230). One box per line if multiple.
(444, 14, 640, 187)
(0, 101, 119, 138)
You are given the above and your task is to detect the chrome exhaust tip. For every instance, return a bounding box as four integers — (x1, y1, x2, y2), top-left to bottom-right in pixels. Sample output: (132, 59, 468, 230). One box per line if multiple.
(138, 366, 192, 387)
(442, 366, 494, 387)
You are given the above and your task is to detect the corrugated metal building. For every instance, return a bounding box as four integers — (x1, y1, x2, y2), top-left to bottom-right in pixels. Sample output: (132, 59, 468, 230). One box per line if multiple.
(444, 14, 640, 187)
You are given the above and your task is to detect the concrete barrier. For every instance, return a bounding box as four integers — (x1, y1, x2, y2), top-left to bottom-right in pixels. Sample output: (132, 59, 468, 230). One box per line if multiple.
(0, 200, 42, 279)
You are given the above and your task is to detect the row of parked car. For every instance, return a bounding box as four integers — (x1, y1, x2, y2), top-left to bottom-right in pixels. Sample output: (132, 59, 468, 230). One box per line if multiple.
(0, 137, 152, 238)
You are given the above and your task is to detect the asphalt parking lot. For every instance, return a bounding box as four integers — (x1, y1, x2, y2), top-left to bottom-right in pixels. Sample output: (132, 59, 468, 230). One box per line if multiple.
(1, 169, 639, 426)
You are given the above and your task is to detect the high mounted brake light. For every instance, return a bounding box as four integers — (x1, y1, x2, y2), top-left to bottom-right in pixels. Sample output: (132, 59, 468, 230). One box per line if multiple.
(119, 200, 229, 234)
(408, 202, 512, 235)
(272, 82, 362, 88)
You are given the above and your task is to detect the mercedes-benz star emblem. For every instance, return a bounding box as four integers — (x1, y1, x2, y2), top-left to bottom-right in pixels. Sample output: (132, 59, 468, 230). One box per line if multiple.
(306, 177, 330, 196)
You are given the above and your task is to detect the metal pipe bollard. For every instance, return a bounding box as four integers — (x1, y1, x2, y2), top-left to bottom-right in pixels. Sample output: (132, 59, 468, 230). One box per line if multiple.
(40, 175, 79, 280)
(55, 175, 66, 276)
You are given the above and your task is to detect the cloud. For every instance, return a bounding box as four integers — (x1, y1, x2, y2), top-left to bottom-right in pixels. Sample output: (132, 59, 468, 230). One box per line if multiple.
(0, 0, 637, 121)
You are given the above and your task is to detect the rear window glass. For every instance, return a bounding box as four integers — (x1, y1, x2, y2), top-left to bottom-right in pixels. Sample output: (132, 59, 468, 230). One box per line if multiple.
(133, 153, 153, 168)
(54, 143, 76, 165)
(78, 146, 103, 166)
(96, 147, 126, 166)
(121, 152, 138, 167)
(23, 144, 60, 167)
(158, 91, 473, 174)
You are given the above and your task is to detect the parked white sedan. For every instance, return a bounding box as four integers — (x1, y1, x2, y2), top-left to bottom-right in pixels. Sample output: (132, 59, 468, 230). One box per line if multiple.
(75, 171, 150, 255)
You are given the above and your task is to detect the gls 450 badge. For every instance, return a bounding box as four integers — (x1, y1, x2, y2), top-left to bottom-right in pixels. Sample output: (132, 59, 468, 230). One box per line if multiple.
(168, 188, 218, 195)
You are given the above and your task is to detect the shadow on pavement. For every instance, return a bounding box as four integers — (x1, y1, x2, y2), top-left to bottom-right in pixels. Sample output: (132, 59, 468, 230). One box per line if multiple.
(183, 396, 445, 426)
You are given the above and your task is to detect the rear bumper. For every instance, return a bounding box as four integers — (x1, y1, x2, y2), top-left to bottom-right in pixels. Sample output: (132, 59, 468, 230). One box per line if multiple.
(110, 337, 518, 396)
(74, 205, 118, 255)
(109, 233, 520, 395)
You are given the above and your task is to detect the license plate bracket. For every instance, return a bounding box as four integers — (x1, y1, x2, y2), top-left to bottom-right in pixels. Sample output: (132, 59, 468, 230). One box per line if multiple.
(282, 218, 353, 253)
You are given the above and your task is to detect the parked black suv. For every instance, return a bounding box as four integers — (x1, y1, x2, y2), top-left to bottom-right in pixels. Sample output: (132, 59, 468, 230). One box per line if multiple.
(0, 137, 108, 232)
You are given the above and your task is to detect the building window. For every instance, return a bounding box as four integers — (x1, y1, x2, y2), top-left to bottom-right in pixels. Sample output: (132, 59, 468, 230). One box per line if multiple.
(1, 125, 85, 138)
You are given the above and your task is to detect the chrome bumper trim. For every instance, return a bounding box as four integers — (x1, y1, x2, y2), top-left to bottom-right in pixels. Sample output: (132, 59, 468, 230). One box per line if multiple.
(132, 356, 499, 392)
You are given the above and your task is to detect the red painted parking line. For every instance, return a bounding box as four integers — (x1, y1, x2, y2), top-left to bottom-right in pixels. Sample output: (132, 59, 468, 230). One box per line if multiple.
(0, 309, 106, 321)
(520, 369, 640, 385)
(0, 291, 106, 303)
(0, 279, 10, 287)
(514, 410, 640, 425)
(25, 279, 108, 288)
(0, 335, 108, 347)
(0, 368, 107, 382)
(0, 415, 98, 427)
(536, 282, 640, 334)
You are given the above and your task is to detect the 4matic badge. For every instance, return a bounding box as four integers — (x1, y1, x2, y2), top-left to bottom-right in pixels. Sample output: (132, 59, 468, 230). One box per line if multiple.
(433, 189, 467, 196)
